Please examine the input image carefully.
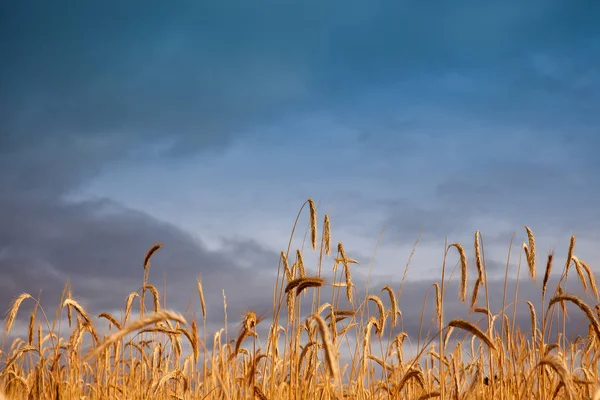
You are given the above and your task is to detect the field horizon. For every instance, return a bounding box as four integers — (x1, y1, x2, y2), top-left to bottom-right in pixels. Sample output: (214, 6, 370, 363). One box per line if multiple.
(2, 199, 600, 399)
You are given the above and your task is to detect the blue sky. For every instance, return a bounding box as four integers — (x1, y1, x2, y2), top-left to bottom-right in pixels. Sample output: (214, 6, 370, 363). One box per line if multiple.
(1, 1, 600, 337)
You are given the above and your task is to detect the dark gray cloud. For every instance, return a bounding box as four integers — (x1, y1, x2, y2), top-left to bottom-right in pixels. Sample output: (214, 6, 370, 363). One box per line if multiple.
(0, 196, 280, 322)
(3, 1, 599, 159)
(380, 142, 600, 246)
(434, 163, 600, 235)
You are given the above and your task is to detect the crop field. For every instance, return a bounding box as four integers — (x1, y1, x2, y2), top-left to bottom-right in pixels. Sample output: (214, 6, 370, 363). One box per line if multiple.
(1, 199, 599, 399)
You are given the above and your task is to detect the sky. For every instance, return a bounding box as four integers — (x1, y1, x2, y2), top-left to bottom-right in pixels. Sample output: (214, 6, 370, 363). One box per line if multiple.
(2, 1, 600, 345)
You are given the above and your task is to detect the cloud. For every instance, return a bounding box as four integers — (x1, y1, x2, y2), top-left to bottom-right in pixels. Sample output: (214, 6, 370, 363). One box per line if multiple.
(4, 1, 599, 158)
(0, 195, 280, 327)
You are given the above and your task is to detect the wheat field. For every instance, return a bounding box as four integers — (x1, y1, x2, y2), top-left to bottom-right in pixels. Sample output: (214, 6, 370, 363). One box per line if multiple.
(1, 199, 600, 399)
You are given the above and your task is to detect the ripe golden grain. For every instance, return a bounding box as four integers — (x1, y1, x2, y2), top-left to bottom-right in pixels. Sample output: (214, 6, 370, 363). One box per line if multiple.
(474, 230, 484, 285)
(448, 243, 468, 302)
(62, 299, 92, 325)
(143, 284, 161, 312)
(470, 278, 481, 309)
(98, 312, 122, 330)
(580, 260, 599, 300)
(285, 277, 324, 296)
(381, 286, 399, 326)
(5, 293, 33, 335)
(27, 313, 35, 346)
(571, 255, 588, 291)
(527, 354, 575, 400)
(196, 278, 206, 320)
(367, 295, 386, 335)
(85, 310, 186, 361)
(295, 249, 306, 278)
(336, 242, 355, 303)
(143, 243, 162, 270)
(448, 319, 496, 351)
(548, 294, 600, 341)
(311, 314, 340, 383)
(433, 283, 442, 321)
(526, 301, 537, 342)
(323, 214, 331, 256)
(308, 198, 317, 251)
(565, 235, 576, 279)
(542, 251, 553, 299)
(395, 369, 425, 396)
(362, 317, 378, 372)
(2, 211, 597, 400)
(525, 226, 536, 280)
(124, 292, 139, 324)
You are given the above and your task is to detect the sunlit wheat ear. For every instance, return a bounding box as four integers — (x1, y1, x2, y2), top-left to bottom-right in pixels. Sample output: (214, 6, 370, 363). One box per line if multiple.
(470, 278, 481, 310)
(570, 256, 589, 292)
(367, 295, 386, 335)
(448, 243, 468, 302)
(124, 292, 139, 325)
(98, 312, 122, 330)
(395, 369, 425, 396)
(152, 370, 188, 395)
(443, 326, 455, 348)
(448, 319, 496, 351)
(368, 355, 393, 373)
(308, 198, 317, 250)
(362, 317, 379, 371)
(565, 235, 576, 279)
(143, 284, 161, 312)
(526, 301, 537, 343)
(295, 249, 306, 278)
(524, 226, 536, 279)
(337, 323, 356, 338)
(388, 332, 408, 363)
(548, 294, 600, 341)
(312, 314, 340, 382)
(473, 307, 491, 317)
(433, 283, 441, 322)
(66, 286, 73, 328)
(231, 316, 257, 361)
(531, 354, 575, 400)
(542, 251, 554, 299)
(285, 277, 324, 297)
(381, 286, 399, 326)
(63, 299, 92, 325)
(196, 278, 206, 320)
(143, 243, 162, 270)
(177, 324, 199, 363)
(554, 286, 568, 315)
(522, 244, 534, 281)
(3, 345, 38, 373)
(337, 242, 355, 302)
(474, 231, 484, 284)
(27, 312, 35, 346)
(580, 260, 599, 300)
(286, 290, 295, 322)
(85, 310, 186, 361)
(190, 320, 200, 363)
(5, 293, 33, 335)
(317, 302, 333, 317)
(281, 251, 292, 281)
(323, 214, 331, 256)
